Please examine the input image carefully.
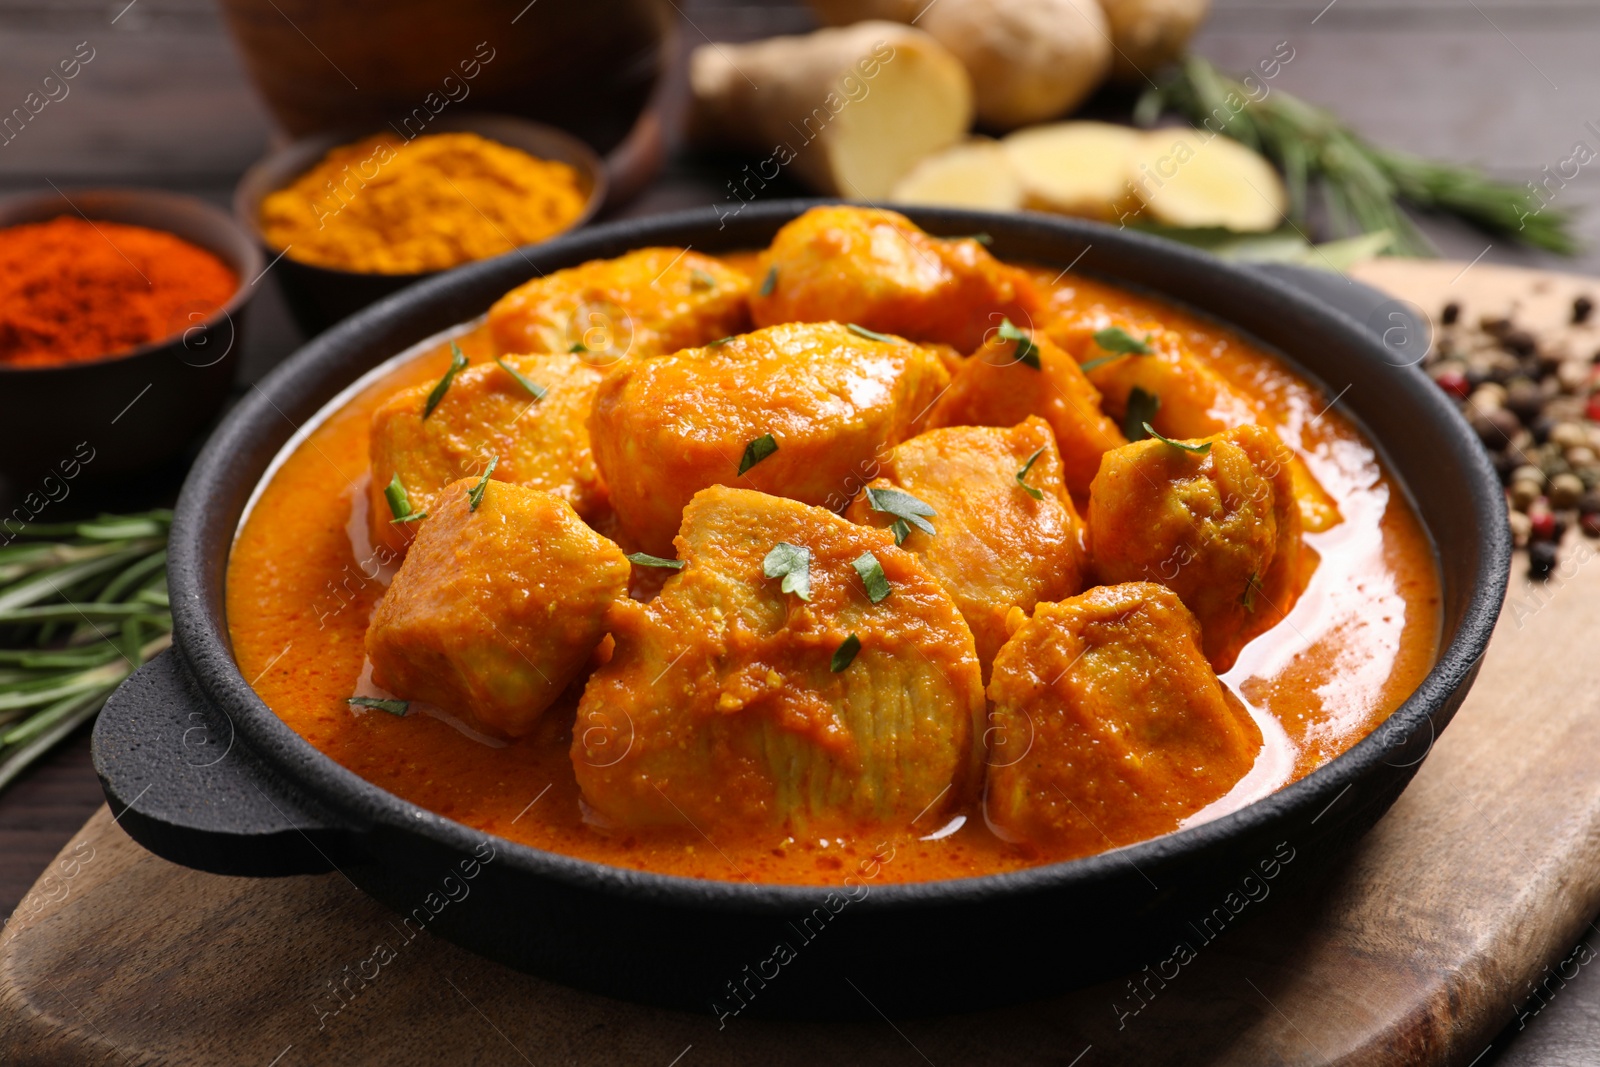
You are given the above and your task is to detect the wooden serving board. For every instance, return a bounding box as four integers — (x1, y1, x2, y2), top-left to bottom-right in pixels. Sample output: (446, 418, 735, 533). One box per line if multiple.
(4, 259, 1599, 1066)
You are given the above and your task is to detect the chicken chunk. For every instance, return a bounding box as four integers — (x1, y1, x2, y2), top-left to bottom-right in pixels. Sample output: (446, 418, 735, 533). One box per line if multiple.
(844, 418, 1084, 679)
(1048, 314, 1339, 532)
(368, 351, 606, 556)
(487, 248, 751, 365)
(925, 325, 1127, 496)
(367, 479, 630, 739)
(589, 321, 951, 556)
(1087, 424, 1305, 671)
(984, 582, 1262, 854)
(573, 487, 985, 835)
(750, 205, 1040, 353)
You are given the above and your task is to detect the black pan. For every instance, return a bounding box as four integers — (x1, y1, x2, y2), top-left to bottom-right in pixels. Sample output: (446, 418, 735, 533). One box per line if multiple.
(91, 202, 1509, 1020)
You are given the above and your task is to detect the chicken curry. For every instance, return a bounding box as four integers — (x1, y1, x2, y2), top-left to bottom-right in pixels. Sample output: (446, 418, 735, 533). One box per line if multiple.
(228, 206, 1441, 886)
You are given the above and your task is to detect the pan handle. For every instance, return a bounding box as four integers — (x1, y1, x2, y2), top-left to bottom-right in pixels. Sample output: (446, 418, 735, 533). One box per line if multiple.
(92, 649, 348, 876)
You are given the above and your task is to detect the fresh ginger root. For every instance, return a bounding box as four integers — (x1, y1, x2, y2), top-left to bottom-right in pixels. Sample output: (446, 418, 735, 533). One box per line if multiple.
(920, 0, 1112, 130)
(688, 22, 973, 200)
(1101, 0, 1212, 85)
(890, 139, 1023, 210)
(1126, 129, 1287, 231)
(1002, 121, 1145, 219)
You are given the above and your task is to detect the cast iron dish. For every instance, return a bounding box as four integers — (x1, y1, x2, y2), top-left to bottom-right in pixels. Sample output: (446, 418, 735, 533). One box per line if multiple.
(92, 202, 1509, 1019)
(0, 188, 261, 484)
(233, 112, 606, 336)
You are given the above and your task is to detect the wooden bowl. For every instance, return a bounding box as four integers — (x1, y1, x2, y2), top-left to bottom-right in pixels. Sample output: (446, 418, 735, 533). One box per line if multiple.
(0, 188, 261, 487)
(233, 113, 606, 337)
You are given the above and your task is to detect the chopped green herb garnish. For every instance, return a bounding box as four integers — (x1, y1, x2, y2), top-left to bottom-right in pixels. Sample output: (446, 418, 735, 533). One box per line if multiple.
(424, 344, 470, 419)
(383, 473, 428, 524)
(348, 696, 409, 716)
(1124, 387, 1160, 442)
(1079, 327, 1154, 372)
(865, 487, 936, 538)
(848, 323, 898, 344)
(955, 232, 993, 245)
(467, 454, 499, 511)
(763, 542, 812, 602)
(889, 519, 911, 546)
(853, 551, 892, 603)
(627, 552, 685, 571)
(493, 355, 547, 400)
(1093, 326, 1153, 354)
(1144, 424, 1211, 455)
(1241, 571, 1262, 612)
(996, 318, 1040, 369)
(738, 433, 778, 475)
(759, 265, 778, 297)
(830, 633, 861, 672)
(708, 336, 735, 348)
(570, 341, 589, 354)
(1015, 447, 1046, 500)
(689, 268, 718, 291)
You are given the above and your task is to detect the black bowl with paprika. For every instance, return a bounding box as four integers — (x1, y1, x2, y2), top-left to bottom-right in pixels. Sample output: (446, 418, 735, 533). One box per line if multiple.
(0, 187, 261, 493)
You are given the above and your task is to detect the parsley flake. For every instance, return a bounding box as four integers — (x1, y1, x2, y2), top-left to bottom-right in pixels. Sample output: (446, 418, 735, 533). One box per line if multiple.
(708, 336, 735, 348)
(570, 341, 589, 354)
(1079, 327, 1154, 372)
(759, 265, 778, 297)
(383, 473, 428, 524)
(627, 552, 685, 571)
(1144, 424, 1211, 455)
(847, 323, 898, 344)
(1015, 447, 1046, 500)
(690, 268, 718, 291)
(1124, 387, 1160, 441)
(494, 355, 547, 400)
(1241, 571, 1262, 612)
(763, 542, 812, 601)
(423, 344, 470, 418)
(738, 433, 778, 475)
(955, 232, 993, 245)
(467, 454, 499, 511)
(996, 318, 1040, 369)
(348, 696, 409, 716)
(865, 487, 936, 538)
(889, 519, 912, 546)
(830, 633, 861, 672)
(853, 551, 891, 603)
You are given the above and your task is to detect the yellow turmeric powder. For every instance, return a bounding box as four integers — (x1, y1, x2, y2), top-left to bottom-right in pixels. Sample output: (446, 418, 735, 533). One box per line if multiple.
(259, 132, 589, 274)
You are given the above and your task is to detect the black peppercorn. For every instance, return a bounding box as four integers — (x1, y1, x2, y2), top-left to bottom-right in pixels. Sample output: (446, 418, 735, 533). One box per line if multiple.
(1528, 540, 1558, 580)
(1501, 329, 1539, 358)
(1442, 301, 1460, 326)
(1575, 295, 1593, 324)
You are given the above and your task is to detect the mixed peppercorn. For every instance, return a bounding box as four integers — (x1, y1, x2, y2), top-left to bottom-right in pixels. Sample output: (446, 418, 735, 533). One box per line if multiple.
(1425, 293, 1599, 580)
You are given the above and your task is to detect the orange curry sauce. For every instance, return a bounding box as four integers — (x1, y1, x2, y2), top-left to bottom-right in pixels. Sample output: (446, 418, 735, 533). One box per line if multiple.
(227, 259, 1441, 886)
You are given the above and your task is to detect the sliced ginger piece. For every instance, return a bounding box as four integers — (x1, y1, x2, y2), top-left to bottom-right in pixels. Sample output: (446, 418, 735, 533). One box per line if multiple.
(688, 22, 973, 200)
(890, 139, 1024, 211)
(1001, 121, 1144, 219)
(1126, 129, 1287, 232)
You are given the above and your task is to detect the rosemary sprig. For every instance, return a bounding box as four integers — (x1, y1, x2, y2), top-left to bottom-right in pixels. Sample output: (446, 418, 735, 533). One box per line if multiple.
(1135, 56, 1578, 256)
(0, 510, 173, 794)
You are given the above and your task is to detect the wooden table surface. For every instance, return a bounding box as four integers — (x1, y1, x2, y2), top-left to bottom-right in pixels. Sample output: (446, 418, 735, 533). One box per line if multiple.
(3, 0, 1600, 1061)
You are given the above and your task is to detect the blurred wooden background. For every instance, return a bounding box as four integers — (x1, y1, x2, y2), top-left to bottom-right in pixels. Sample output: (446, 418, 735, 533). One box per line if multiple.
(3, 1, 1599, 1061)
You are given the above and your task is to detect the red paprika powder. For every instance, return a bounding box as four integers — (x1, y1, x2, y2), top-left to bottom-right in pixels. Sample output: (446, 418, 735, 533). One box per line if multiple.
(0, 216, 237, 368)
